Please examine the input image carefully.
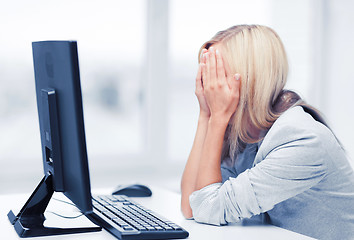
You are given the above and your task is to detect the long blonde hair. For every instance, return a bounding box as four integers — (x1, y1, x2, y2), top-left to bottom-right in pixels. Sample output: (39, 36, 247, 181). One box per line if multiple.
(199, 25, 327, 159)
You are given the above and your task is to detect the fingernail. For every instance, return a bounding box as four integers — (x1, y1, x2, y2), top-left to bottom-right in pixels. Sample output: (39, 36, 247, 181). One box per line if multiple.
(209, 47, 214, 52)
(235, 74, 240, 81)
(216, 49, 220, 55)
(200, 52, 204, 59)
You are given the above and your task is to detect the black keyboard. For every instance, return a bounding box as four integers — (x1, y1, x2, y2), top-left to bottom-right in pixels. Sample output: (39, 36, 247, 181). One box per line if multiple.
(90, 195, 189, 240)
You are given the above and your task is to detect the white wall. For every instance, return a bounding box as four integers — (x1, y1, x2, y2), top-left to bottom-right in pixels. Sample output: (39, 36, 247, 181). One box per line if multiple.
(270, 0, 354, 163)
(312, 0, 354, 163)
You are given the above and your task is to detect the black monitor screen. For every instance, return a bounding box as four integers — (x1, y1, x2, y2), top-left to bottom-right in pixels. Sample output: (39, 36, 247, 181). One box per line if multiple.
(32, 41, 93, 214)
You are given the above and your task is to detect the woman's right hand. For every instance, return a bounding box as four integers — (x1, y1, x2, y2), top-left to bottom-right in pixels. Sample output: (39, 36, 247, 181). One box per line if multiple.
(195, 49, 210, 118)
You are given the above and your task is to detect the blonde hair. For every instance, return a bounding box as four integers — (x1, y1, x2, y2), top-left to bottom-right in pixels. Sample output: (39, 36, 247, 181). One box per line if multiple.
(199, 25, 327, 159)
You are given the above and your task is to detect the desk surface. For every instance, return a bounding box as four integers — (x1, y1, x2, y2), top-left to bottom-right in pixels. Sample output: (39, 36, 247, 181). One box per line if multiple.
(1, 186, 314, 240)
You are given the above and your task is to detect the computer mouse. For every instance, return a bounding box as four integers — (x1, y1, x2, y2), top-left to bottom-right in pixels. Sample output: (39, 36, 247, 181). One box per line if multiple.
(112, 184, 152, 197)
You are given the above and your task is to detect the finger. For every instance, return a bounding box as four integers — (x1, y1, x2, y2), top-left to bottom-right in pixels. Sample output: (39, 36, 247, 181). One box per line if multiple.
(208, 47, 217, 83)
(204, 52, 210, 86)
(216, 49, 226, 81)
(199, 49, 207, 63)
(231, 73, 241, 96)
(196, 63, 203, 90)
(201, 63, 207, 87)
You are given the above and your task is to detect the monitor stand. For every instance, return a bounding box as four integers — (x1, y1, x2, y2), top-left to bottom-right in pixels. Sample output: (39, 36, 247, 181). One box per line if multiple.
(7, 88, 101, 237)
(7, 174, 102, 238)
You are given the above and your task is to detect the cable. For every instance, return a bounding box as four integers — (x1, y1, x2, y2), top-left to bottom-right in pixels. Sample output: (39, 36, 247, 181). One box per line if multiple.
(49, 197, 83, 219)
(47, 211, 84, 219)
(52, 197, 77, 207)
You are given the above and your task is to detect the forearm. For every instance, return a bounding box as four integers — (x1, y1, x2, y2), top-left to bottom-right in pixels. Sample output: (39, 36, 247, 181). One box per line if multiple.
(196, 116, 229, 190)
(183, 45, 240, 219)
(181, 114, 209, 218)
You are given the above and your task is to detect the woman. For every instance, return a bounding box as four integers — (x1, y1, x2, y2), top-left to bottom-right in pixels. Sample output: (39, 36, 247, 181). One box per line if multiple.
(180, 25, 354, 239)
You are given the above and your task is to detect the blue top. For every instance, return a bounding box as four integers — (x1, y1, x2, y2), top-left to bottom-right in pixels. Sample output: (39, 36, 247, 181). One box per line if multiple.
(189, 106, 354, 239)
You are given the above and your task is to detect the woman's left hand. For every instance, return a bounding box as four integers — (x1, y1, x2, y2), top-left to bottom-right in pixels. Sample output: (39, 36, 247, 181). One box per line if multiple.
(201, 47, 241, 122)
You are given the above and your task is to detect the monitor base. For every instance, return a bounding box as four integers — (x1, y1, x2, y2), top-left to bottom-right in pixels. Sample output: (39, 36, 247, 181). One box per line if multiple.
(7, 174, 101, 238)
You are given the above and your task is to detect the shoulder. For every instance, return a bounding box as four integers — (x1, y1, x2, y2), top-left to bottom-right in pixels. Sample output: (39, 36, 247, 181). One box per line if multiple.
(270, 106, 327, 136)
(256, 106, 336, 163)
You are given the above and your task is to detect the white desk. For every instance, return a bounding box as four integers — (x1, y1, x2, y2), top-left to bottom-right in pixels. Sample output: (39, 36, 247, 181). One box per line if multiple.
(1, 186, 314, 239)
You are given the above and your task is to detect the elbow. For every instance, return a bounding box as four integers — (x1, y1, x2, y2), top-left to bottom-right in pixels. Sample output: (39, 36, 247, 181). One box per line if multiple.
(189, 190, 225, 226)
(181, 193, 193, 219)
(181, 182, 225, 225)
(191, 201, 224, 226)
(181, 205, 193, 219)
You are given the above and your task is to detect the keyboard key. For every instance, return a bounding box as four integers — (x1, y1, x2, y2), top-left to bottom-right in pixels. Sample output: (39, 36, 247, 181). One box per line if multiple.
(123, 226, 134, 231)
(171, 225, 182, 230)
(103, 211, 118, 220)
(136, 225, 147, 231)
(98, 196, 111, 203)
(94, 204, 108, 213)
(112, 218, 126, 226)
(146, 226, 155, 231)
(106, 205, 117, 212)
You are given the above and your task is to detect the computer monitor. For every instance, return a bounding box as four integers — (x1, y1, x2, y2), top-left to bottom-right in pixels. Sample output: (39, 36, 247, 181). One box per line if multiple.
(7, 41, 101, 237)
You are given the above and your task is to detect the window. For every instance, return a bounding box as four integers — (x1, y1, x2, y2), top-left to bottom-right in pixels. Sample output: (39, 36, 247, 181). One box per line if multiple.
(0, 0, 146, 192)
(1, 0, 352, 193)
